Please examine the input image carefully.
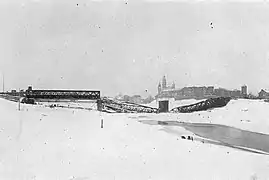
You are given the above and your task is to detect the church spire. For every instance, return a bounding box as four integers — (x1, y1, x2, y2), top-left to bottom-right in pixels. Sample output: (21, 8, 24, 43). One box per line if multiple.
(162, 75, 167, 89)
(158, 82, 162, 95)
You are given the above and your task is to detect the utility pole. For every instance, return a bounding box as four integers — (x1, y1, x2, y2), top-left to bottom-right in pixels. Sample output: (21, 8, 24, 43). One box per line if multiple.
(2, 73, 4, 93)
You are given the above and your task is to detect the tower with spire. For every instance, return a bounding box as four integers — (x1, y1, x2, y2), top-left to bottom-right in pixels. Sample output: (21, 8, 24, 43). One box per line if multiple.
(162, 75, 167, 89)
(158, 82, 162, 95)
(157, 75, 176, 97)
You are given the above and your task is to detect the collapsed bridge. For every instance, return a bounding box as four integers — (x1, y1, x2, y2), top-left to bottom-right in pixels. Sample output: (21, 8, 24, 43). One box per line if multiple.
(99, 98, 159, 113)
(17, 86, 231, 113)
(99, 97, 231, 113)
(170, 97, 231, 113)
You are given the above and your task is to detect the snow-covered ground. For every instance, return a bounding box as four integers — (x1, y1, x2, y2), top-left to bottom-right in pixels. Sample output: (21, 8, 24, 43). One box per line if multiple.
(0, 98, 269, 180)
(37, 100, 97, 110)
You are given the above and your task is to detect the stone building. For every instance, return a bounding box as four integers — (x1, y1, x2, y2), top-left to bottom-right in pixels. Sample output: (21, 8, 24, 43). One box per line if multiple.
(157, 76, 215, 99)
(157, 76, 247, 100)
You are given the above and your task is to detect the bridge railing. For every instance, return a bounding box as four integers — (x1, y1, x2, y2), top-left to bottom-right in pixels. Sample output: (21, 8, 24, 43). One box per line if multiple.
(25, 90, 101, 100)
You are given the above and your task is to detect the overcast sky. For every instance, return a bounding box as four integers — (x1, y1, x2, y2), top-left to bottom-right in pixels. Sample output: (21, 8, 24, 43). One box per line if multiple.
(1, 0, 269, 96)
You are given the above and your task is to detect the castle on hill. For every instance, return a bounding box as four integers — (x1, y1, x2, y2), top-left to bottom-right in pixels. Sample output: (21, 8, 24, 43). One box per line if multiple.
(157, 76, 247, 100)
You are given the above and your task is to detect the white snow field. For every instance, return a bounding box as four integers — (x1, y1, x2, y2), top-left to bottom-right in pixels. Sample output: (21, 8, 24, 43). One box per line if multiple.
(1, 98, 269, 180)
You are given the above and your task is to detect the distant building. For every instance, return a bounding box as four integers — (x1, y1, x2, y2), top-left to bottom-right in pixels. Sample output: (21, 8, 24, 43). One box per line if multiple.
(162, 76, 167, 89)
(115, 93, 124, 101)
(158, 82, 162, 95)
(19, 89, 25, 96)
(142, 95, 155, 104)
(258, 89, 269, 99)
(231, 90, 242, 98)
(115, 94, 154, 104)
(157, 76, 215, 99)
(26, 86, 33, 92)
(171, 82, 175, 89)
(247, 93, 258, 99)
(160, 76, 175, 91)
(156, 76, 247, 100)
(123, 95, 131, 102)
(241, 85, 247, 97)
(214, 88, 233, 97)
(130, 95, 142, 104)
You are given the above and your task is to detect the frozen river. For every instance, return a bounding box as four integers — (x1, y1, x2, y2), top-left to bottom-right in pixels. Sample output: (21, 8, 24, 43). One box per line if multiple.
(142, 120, 269, 154)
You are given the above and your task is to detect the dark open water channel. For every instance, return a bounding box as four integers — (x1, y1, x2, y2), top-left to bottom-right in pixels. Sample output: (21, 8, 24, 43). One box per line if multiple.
(140, 120, 269, 154)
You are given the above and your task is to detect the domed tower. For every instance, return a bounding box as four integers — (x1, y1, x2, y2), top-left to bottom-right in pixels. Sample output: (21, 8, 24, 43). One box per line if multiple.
(162, 75, 167, 89)
(158, 82, 162, 95)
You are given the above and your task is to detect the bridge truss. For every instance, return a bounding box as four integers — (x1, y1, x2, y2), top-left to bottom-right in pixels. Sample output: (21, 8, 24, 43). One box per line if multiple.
(26, 90, 101, 100)
(100, 98, 159, 113)
(170, 97, 231, 113)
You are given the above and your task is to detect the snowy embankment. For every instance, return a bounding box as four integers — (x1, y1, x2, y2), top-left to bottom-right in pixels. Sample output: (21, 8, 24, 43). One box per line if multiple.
(37, 100, 97, 110)
(141, 99, 269, 134)
(0, 98, 269, 180)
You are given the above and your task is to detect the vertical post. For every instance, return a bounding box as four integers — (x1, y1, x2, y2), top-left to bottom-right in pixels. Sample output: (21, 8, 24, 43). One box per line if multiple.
(18, 88, 21, 111)
(101, 118, 103, 128)
(97, 99, 102, 111)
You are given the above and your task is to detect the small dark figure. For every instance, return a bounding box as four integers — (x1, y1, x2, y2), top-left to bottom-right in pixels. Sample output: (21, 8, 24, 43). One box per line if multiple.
(101, 119, 103, 128)
(181, 136, 186, 139)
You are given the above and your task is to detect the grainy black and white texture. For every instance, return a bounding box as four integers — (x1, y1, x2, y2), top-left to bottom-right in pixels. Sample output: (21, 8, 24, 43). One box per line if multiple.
(0, 1, 269, 180)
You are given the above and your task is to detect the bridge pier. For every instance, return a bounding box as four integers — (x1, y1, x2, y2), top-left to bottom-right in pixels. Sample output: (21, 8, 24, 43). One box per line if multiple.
(158, 100, 169, 113)
(97, 99, 103, 111)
